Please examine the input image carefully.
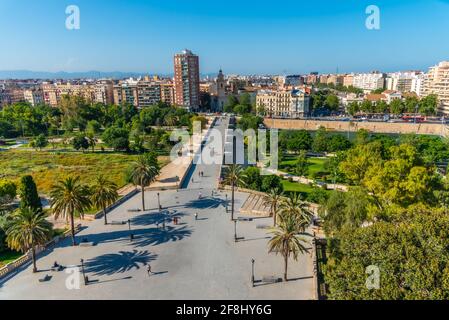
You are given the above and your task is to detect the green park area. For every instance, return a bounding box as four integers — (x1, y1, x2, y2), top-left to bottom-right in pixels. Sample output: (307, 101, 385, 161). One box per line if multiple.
(0, 250, 23, 267)
(0, 149, 170, 195)
(281, 180, 316, 194)
(280, 155, 328, 180)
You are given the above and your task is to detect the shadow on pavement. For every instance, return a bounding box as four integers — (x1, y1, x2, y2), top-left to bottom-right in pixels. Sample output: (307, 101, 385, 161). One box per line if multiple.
(131, 210, 187, 227)
(131, 225, 193, 248)
(183, 197, 228, 210)
(85, 250, 156, 276)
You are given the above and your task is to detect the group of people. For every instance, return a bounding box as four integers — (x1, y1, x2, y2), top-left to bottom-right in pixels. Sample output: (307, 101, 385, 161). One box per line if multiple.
(191, 170, 206, 184)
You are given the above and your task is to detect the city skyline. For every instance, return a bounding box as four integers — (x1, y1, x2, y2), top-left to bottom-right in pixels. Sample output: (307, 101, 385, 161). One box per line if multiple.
(1, 0, 449, 75)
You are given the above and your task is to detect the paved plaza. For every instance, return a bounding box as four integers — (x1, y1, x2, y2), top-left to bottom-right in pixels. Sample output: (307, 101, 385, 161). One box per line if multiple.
(0, 118, 314, 300)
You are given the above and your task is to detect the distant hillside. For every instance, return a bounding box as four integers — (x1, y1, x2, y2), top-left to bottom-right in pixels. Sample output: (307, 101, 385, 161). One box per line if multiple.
(0, 70, 219, 80)
(0, 70, 163, 80)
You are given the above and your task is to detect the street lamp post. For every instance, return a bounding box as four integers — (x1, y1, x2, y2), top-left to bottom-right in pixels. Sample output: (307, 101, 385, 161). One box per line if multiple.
(234, 220, 237, 242)
(231, 136, 236, 221)
(157, 192, 161, 211)
(128, 219, 133, 241)
(175, 175, 179, 192)
(80, 259, 87, 285)
(251, 259, 255, 287)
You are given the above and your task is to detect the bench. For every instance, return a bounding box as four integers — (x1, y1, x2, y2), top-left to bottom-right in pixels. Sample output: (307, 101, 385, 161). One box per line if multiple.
(51, 265, 64, 272)
(39, 274, 52, 282)
(79, 242, 95, 247)
(262, 276, 282, 284)
(127, 209, 141, 213)
(110, 221, 126, 225)
(256, 224, 270, 229)
(238, 217, 253, 222)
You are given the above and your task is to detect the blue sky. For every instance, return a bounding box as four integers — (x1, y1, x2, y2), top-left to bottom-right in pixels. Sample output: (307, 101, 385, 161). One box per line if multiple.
(0, 0, 448, 74)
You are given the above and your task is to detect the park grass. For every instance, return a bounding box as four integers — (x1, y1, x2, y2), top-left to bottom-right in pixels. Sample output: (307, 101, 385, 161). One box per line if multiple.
(281, 180, 316, 194)
(0, 149, 170, 195)
(280, 156, 328, 179)
(0, 250, 22, 267)
(308, 158, 327, 177)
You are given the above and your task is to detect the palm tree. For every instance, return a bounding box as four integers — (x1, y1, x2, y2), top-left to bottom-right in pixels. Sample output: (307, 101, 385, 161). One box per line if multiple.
(279, 192, 313, 228)
(90, 175, 119, 225)
(130, 154, 160, 211)
(6, 207, 52, 273)
(268, 213, 310, 282)
(164, 114, 177, 127)
(50, 176, 91, 246)
(223, 164, 246, 220)
(263, 188, 284, 226)
(86, 132, 97, 153)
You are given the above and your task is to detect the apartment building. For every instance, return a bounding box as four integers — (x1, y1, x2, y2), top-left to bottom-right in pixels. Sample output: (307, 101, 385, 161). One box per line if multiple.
(319, 75, 329, 84)
(327, 75, 344, 86)
(41, 83, 59, 106)
(343, 74, 354, 87)
(23, 88, 44, 106)
(281, 75, 304, 87)
(174, 49, 200, 110)
(137, 81, 161, 107)
(113, 78, 139, 107)
(113, 78, 175, 107)
(42, 82, 96, 107)
(353, 72, 385, 91)
(305, 74, 319, 85)
(385, 72, 423, 93)
(0, 89, 6, 107)
(160, 82, 175, 105)
(256, 89, 310, 118)
(411, 73, 425, 96)
(422, 61, 449, 115)
(94, 80, 114, 105)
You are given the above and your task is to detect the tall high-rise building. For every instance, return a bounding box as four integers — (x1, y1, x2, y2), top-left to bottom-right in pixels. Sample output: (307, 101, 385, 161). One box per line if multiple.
(423, 61, 449, 115)
(174, 49, 200, 110)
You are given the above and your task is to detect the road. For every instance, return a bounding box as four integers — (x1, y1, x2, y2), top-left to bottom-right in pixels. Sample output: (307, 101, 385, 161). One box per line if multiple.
(0, 117, 314, 300)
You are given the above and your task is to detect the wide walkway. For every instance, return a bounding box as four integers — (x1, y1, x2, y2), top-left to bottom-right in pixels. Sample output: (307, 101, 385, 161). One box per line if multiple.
(0, 117, 314, 300)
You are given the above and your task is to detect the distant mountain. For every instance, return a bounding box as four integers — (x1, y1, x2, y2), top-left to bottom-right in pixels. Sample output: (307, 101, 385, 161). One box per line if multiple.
(0, 70, 169, 80)
(0, 70, 221, 80)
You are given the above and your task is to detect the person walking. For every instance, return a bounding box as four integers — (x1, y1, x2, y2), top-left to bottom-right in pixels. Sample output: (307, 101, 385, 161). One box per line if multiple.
(147, 264, 153, 277)
(195, 213, 198, 220)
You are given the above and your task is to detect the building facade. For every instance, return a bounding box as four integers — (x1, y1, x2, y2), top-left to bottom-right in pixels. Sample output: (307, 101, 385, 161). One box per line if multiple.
(256, 89, 310, 118)
(353, 72, 385, 91)
(385, 72, 423, 93)
(23, 88, 44, 106)
(423, 61, 449, 115)
(174, 49, 200, 110)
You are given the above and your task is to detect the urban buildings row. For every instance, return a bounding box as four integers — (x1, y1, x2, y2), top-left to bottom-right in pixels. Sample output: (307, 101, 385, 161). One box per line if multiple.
(1, 56, 449, 116)
(0, 49, 203, 110)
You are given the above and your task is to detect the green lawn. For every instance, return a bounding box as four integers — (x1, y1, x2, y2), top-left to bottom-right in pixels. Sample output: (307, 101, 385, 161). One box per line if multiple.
(308, 158, 327, 177)
(281, 180, 317, 193)
(0, 250, 23, 267)
(0, 150, 170, 195)
(280, 155, 328, 179)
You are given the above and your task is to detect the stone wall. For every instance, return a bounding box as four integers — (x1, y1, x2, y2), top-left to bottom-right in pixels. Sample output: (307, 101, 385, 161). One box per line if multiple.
(264, 118, 449, 136)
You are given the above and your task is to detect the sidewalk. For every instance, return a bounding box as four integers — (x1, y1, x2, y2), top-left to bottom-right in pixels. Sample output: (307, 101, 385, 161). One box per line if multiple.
(147, 117, 216, 190)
